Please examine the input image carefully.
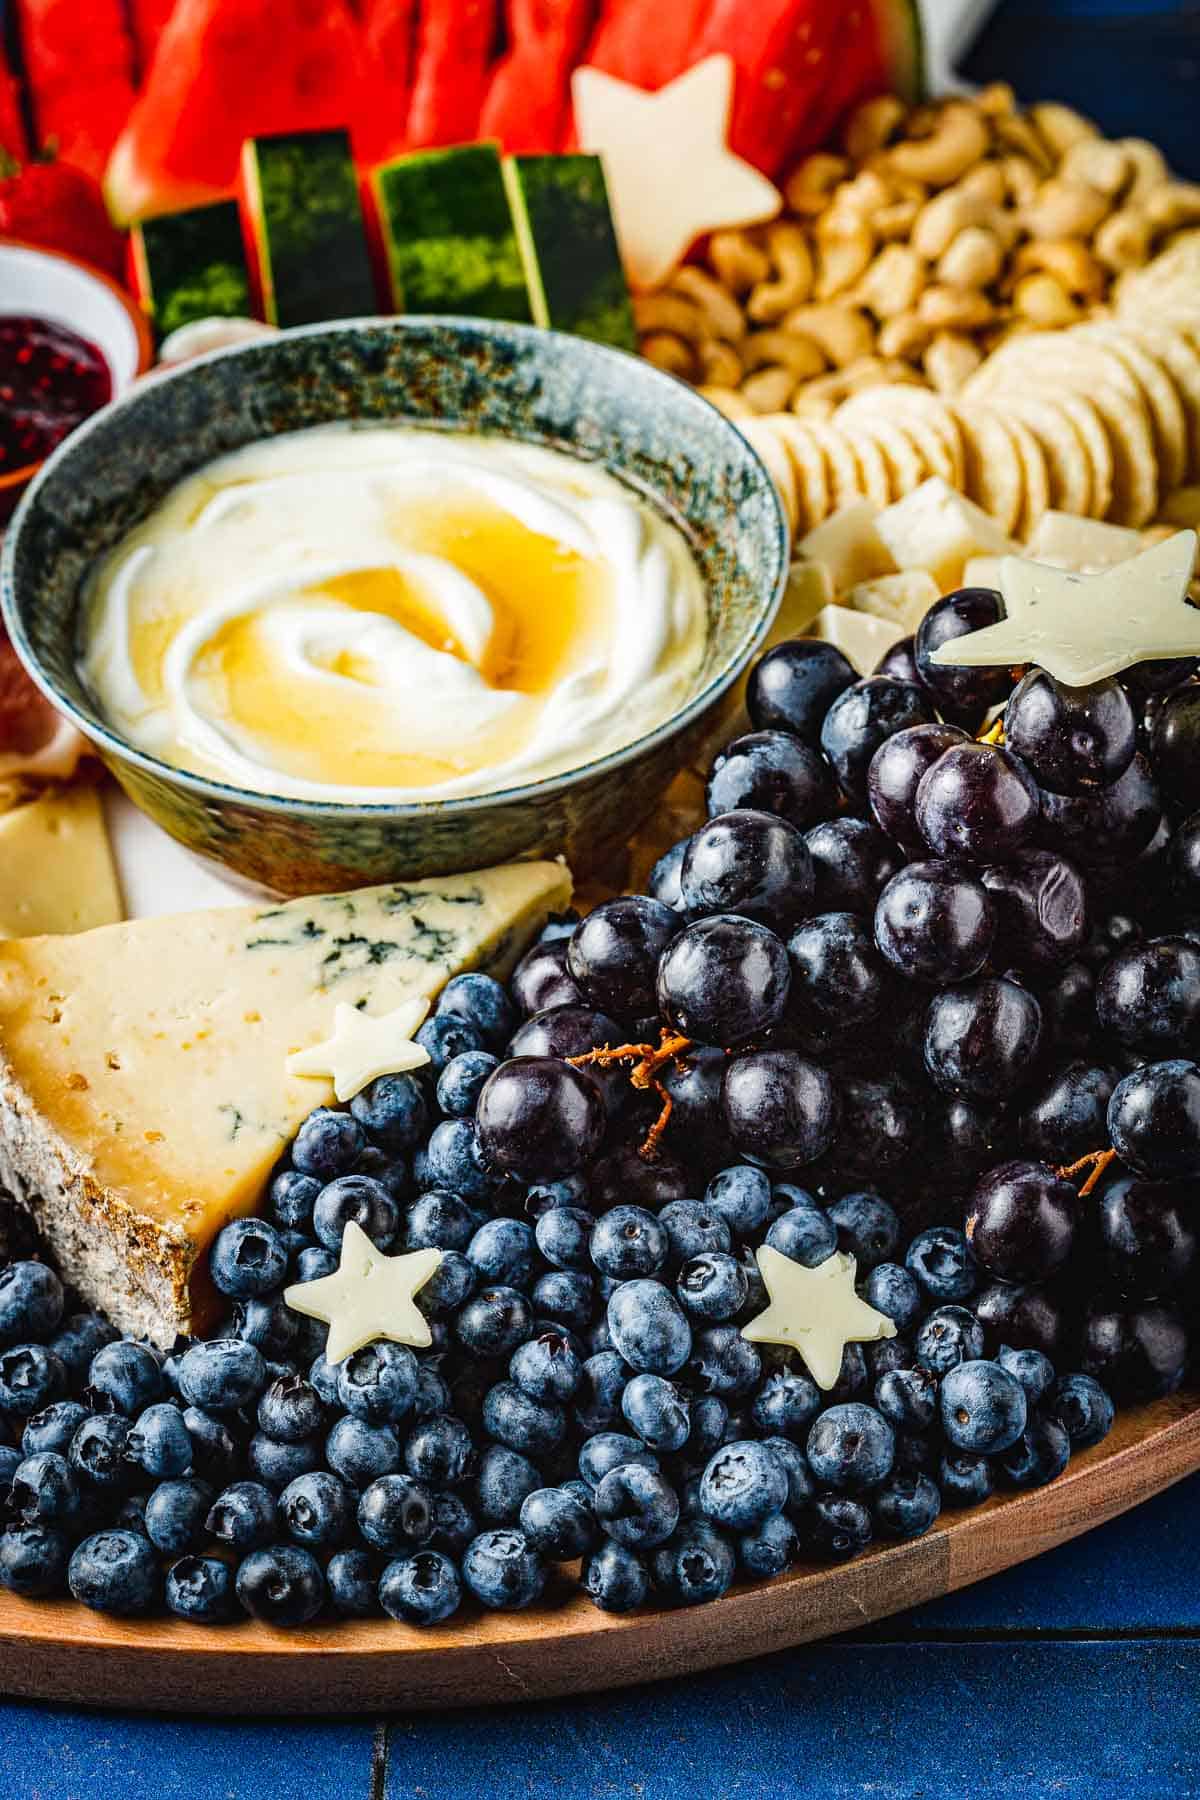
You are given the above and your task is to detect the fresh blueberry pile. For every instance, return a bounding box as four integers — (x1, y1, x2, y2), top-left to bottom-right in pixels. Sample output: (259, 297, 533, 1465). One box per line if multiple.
(2, 586, 1198, 1629)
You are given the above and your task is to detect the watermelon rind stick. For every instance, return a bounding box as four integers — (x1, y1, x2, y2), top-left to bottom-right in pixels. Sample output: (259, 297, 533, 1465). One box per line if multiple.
(503, 152, 636, 351)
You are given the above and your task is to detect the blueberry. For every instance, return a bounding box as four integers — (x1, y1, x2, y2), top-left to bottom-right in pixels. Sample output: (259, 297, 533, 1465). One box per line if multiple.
(292, 1107, 366, 1179)
(594, 1463, 680, 1549)
(750, 1366, 822, 1439)
(758, 1436, 814, 1514)
(827, 1192, 900, 1272)
(509, 1332, 582, 1407)
(905, 1226, 977, 1302)
(269, 1169, 321, 1229)
(455, 1286, 534, 1358)
(416, 1012, 489, 1075)
(312, 1175, 398, 1253)
(177, 1339, 266, 1413)
(336, 1342, 418, 1426)
(462, 1528, 545, 1609)
(939, 1360, 1027, 1455)
(874, 1366, 938, 1433)
(403, 1414, 474, 1486)
(478, 1381, 561, 1458)
(650, 1520, 735, 1605)
(420, 1251, 477, 1316)
(1045, 1373, 1115, 1449)
(0, 1524, 69, 1596)
(257, 1375, 324, 1444)
(475, 1444, 541, 1522)
(182, 1407, 239, 1484)
(621, 1374, 690, 1453)
(165, 1554, 236, 1623)
(687, 1326, 761, 1397)
(357, 1473, 434, 1553)
(145, 1478, 214, 1554)
(806, 1404, 895, 1493)
(210, 1217, 288, 1299)
(231, 1296, 299, 1359)
(1000, 1416, 1071, 1489)
(434, 1049, 497, 1119)
(578, 1431, 658, 1490)
(766, 1206, 838, 1267)
(438, 972, 516, 1049)
(938, 1450, 994, 1507)
(21, 1400, 89, 1458)
(467, 1218, 535, 1289)
(327, 1547, 381, 1618)
(700, 1439, 788, 1530)
(607, 1280, 691, 1376)
(377, 1549, 461, 1626)
(658, 1200, 732, 1269)
(0, 1262, 63, 1344)
(349, 1074, 428, 1153)
(828, 1343, 870, 1403)
(0, 1344, 65, 1417)
(406, 1189, 480, 1254)
(236, 1544, 325, 1626)
(353, 1147, 412, 1207)
(915, 1306, 985, 1376)
(676, 1252, 749, 1323)
(867, 1338, 915, 1380)
(804, 1493, 873, 1561)
(519, 1485, 597, 1559)
(204, 1480, 278, 1552)
(48, 1312, 117, 1380)
(530, 1270, 593, 1332)
(864, 1264, 922, 1331)
(429, 1491, 477, 1558)
(589, 1207, 668, 1281)
(295, 1247, 338, 1284)
(738, 1511, 800, 1577)
(69, 1414, 131, 1489)
(126, 1402, 192, 1482)
(873, 1473, 941, 1540)
(704, 1166, 772, 1240)
(574, 1352, 628, 1433)
(420, 1119, 495, 1202)
(247, 1432, 321, 1491)
(325, 1416, 401, 1489)
(584, 1539, 650, 1613)
(9, 1451, 77, 1526)
(69, 1528, 160, 1616)
(533, 1207, 592, 1274)
(997, 1346, 1056, 1406)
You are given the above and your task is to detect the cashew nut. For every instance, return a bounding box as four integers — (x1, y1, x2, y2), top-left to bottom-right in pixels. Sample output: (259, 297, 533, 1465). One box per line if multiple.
(783, 153, 851, 216)
(707, 229, 770, 295)
(886, 101, 990, 187)
(1002, 154, 1042, 207)
(814, 209, 875, 299)
(697, 340, 744, 388)
(1022, 178, 1111, 239)
(977, 82, 1018, 118)
(639, 333, 695, 379)
(873, 199, 923, 242)
(1145, 182, 1200, 232)
(959, 162, 1008, 207)
(1120, 139, 1170, 204)
(877, 310, 934, 359)
(832, 169, 894, 217)
(632, 294, 709, 342)
(780, 303, 875, 367)
(698, 385, 755, 422)
(1060, 137, 1129, 197)
(667, 267, 746, 343)
(922, 331, 983, 393)
(912, 187, 995, 260)
(1093, 208, 1153, 272)
(742, 330, 826, 380)
(740, 366, 797, 414)
(992, 110, 1055, 173)
(1011, 238, 1106, 299)
(1013, 271, 1082, 327)
(746, 224, 815, 324)
(857, 244, 926, 319)
(842, 94, 907, 162)
(916, 285, 996, 331)
(938, 225, 1004, 289)
(1030, 102, 1098, 160)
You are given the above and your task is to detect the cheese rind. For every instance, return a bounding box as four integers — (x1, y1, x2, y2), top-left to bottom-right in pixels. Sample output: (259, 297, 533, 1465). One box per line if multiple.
(0, 861, 571, 1342)
(0, 786, 123, 939)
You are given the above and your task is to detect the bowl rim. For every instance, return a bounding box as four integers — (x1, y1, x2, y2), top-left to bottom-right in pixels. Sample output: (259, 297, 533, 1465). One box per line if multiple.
(0, 313, 789, 820)
(0, 239, 154, 496)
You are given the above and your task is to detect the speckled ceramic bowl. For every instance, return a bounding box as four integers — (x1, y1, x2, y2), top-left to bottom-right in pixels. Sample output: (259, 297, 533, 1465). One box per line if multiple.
(1, 317, 787, 893)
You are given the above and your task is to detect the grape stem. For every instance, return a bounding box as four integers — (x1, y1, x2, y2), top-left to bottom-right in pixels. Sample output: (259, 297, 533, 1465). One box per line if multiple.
(1054, 1146, 1118, 1197)
(567, 1031, 693, 1161)
(976, 717, 1005, 746)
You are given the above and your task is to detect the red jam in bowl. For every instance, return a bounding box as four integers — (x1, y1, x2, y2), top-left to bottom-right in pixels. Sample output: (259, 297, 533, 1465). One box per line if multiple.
(0, 313, 113, 473)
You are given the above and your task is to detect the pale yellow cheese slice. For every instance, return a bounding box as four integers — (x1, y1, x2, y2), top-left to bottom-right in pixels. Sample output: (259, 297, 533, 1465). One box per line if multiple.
(0, 786, 123, 939)
(0, 860, 571, 1340)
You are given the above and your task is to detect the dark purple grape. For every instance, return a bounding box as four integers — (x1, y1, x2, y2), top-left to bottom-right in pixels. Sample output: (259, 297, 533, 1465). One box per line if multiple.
(1170, 811, 1200, 905)
(973, 1281, 1063, 1358)
(590, 1145, 690, 1212)
(747, 638, 856, 744)
(1080, 1300, 1188, 1400)
(510, 939, 583, 1016)
(705, 731, 835, 830)
(874, 860, 995, 984)
(566, 898, 679, 1018)
(1019, 1060, 1115, 1165)
(1038, 753, 1162, 867)
(924, 1096, 1000, 1184)
(1004, 669, 1136, 794)
(1095, 937, 1200, 1055)
(980, 849, 1089, 970)
(786, 912, 887, 1027)
(820, 677, 936, 802)
(829, 1074, 922, 1177)
(658, 1047, 731, 1166)
(476, 1057, 606, 1180)
(915, 743, 1039, 863)
(1096, 1174, 1196, 1299)
(804, 817, 901, 915)
(964, 1160, 1078, 1283)
(722, 1050, 838, 1169)
(1107, 1058, 1200, 1181)
(680, 810, 814, 930)
(924, 977, 1043, 1101)
(1041, 959, 1096, 1051)
(508, 1005, 626, 1119)
(1150, 682, 1200, 809)
(914, 588, 1010, 724)
(867, 723, 970, 851)
(656, 913, 790, 1047)
(647, 837, 690, 913)
(874, 636, 920, 684)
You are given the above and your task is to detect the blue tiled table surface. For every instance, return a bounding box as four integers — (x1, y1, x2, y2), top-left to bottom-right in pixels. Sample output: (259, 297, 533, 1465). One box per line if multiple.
(5, 2, 1200, 1794)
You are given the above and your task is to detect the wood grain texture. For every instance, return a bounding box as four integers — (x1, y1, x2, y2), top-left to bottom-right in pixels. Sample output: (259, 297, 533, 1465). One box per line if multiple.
(0, 1389, 1194, 1715)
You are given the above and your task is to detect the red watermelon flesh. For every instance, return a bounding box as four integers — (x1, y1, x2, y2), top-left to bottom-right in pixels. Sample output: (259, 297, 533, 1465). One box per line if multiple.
(581, 0, 707, 93)
(691, 0, 846, 176)
(15, 0, 137, 179)
(0, 46, 28, 159)
(480, 0, 598, 153)
(405, 0, 498, 148)
(359, 0, 420, 162)
(104, 0, 384, 224)
(128, 0, 180, 74)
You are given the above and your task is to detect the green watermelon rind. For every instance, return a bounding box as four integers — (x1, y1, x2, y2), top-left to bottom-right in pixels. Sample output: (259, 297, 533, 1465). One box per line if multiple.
(503, 155, 636, 354)
(870, 0, 925, 101)
(130, 200, 253, 343)
(370, 142, 534, 325)
(241, 129, 378, 330)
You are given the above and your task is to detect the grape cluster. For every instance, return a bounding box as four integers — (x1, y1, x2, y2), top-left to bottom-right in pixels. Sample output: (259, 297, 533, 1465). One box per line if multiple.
(0, 589, 1196, 1629)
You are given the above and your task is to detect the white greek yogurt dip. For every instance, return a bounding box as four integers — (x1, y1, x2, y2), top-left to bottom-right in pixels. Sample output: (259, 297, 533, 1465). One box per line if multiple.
(80, 423, 709, 802)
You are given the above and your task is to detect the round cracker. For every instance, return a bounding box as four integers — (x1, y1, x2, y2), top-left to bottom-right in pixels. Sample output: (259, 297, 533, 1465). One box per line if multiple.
(840, 385, 965, 488)
(1003, 412, 1051, 538)
(802, 419, 866, 513)
(1080, 322, 1188, 494)
(1052, 391, 1114, 521)
(951, 404, 1025, 536)
(766, 415, 831, 532)
(834, 413, 927, 500)
(997, 394, 1092, 518)
(1102, 320, 1200, 484)
(837, 425, 892, 508)
(739, 418, 799, 534)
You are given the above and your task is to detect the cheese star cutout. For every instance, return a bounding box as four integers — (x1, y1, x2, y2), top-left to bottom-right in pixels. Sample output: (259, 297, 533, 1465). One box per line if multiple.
(572, 54, 781, 290)
(930, 529, 1200, 686)
(287, 997, 431, 1103)
(741, 1246, 896, 1391)
(284, 1221, 441, 1362)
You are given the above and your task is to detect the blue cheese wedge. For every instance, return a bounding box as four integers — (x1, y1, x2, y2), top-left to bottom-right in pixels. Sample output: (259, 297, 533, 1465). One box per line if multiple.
(0, 861, 571, 1343)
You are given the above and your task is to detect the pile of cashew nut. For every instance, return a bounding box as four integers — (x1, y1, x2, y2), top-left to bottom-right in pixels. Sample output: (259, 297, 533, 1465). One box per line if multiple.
(637, 85, 1200, 420)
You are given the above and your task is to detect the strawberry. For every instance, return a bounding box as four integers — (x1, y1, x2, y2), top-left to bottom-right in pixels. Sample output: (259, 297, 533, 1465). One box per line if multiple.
(0, 154, 124, 278)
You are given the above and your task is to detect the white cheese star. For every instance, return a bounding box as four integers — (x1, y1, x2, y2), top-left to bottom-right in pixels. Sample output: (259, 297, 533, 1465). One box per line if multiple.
(930, 529, 1200, 687)
(286, 997, 431, 1103)
(284, 1220, 442, 1362)
(741, 1246, 896, 1391)
(572, 54, 781, 290)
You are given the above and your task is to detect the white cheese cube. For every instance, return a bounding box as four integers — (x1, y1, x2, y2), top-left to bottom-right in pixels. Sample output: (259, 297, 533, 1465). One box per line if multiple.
(876, 478, 1017, 591)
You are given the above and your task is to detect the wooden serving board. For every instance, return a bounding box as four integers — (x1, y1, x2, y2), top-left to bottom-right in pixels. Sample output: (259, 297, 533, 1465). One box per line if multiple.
(0, 1389, 1194, 1715)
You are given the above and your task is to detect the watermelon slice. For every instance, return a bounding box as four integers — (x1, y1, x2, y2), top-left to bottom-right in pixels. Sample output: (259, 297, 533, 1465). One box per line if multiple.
(405, 0, 498, 148)
(130, 200, 253, 342)
(104, 0, 382, 225)
(503, 153, 635, 348)
(0, 45, 28, 159)
(370, 141, 532, 321)
(581, 0, 706, 93)
(15, 0, 137, 180)
(359, 0, 419, 163)
(480, 0, 598, 153)
(240, 130, 379, 328)
(127, 0, 179, 74)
